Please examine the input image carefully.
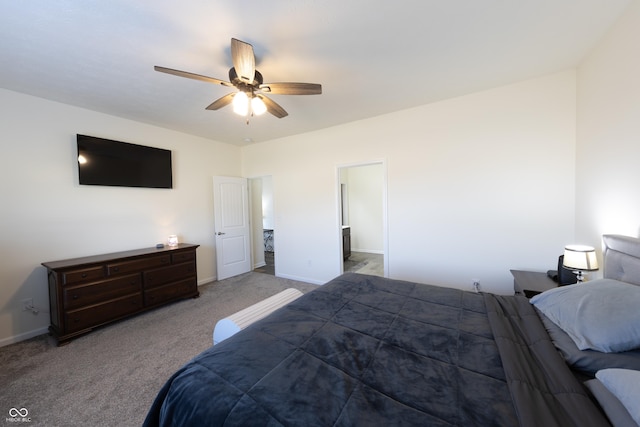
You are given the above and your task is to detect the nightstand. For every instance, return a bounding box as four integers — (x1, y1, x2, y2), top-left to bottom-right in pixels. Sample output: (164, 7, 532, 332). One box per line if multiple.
(510, 269, 558, 298)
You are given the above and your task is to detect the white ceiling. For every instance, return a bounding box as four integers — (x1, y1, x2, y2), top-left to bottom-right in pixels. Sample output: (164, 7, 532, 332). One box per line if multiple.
(0, 0, 631, 146)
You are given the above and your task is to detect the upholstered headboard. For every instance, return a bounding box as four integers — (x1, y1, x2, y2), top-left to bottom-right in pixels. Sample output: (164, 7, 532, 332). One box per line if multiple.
(602, 234, 640, 286)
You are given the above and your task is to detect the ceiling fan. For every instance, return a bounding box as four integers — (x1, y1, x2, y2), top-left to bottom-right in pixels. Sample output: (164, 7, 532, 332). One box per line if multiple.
(154, 38, 322, 120)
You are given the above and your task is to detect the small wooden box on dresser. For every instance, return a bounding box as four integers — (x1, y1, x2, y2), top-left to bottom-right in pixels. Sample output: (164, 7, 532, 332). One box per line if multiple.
(42, 243, 199, 345)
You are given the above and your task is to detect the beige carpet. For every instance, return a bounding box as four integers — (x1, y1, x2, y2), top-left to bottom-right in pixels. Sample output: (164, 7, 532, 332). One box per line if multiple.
(0, 272, 319, 426)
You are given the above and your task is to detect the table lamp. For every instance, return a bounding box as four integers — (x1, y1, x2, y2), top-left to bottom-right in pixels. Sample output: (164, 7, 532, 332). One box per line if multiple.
(562, 245, 598, 283)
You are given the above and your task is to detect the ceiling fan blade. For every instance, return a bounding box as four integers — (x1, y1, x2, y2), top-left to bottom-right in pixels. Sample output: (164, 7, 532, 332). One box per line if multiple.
(205, 93, 235, 110)
(259, 82, 322, 95)
(154, 66, 233, 87)
(256, 94, 288, 118)
(231, 38, 256, 84)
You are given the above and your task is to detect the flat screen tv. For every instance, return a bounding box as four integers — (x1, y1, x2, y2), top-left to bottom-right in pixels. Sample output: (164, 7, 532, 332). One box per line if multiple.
(77, 134, 173, 189)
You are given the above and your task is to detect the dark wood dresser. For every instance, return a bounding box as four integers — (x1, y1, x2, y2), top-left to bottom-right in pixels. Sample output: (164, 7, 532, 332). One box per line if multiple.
(42, 243, 199, 345)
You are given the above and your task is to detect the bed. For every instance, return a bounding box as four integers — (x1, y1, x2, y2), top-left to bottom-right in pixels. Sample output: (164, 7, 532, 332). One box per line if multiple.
(144, 235, 640, 426)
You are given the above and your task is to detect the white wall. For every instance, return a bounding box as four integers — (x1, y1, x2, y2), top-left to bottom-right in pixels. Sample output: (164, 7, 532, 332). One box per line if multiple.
(576, 0, 640, 261)
(242, 70, 577, 293)
(343, 164, 384, 253)
(249, 177, 266, 268)
(261, 176, 274, 230)
(0, 88, 241, 345)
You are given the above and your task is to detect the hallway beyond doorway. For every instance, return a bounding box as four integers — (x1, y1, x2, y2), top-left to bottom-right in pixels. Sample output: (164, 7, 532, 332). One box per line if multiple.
(254, 251, 274, 275)
(344, 252, 383, 277)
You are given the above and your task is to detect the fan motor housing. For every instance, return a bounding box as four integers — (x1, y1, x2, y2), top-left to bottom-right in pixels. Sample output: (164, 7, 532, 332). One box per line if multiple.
(229, 67, 263, 88)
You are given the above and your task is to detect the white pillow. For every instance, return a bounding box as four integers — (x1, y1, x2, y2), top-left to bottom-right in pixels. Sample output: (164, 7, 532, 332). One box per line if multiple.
(596, 369, 640, 426)
(530, 279, 640, 353)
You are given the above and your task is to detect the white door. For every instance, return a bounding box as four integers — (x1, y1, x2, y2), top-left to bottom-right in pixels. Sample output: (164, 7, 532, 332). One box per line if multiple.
(213, 176, 251, 280)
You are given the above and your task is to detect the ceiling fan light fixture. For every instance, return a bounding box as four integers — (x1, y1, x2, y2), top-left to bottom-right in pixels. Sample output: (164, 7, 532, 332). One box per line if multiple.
(251, 96, 267, 116)
(232, 91, 249, 116)
(155, 38, 321, 120)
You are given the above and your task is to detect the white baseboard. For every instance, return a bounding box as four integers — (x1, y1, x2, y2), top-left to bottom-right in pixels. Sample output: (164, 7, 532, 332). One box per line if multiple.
(351, 249, 383, 254)
(0, 326, 49, 348)
(198, 276, 215, 286)
(276, 273, 324, 285)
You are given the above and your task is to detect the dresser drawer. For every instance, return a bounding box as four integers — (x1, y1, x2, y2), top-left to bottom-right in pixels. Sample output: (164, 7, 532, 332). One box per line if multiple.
(62, 266, 104, 285)
(65, 294, 143, 334)
(107, 255, 170, 276)
(143, 261, 196, 289)
(144, 278, 198, 307)
(172, 250, 195, 264)
(63, 273, 141, 310)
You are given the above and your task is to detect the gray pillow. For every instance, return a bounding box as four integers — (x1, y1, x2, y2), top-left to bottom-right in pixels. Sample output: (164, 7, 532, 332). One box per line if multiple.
(584, 379, 638, 427)
(537, 309, 640, 375)
(530, 279, 640, 353)
(596, 369, 640, 426)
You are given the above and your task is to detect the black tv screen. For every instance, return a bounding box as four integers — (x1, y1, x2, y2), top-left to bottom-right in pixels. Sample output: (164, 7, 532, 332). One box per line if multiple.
(77, 135, 173, 189)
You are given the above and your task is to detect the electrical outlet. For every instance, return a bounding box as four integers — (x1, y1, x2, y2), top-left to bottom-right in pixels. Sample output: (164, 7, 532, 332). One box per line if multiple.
(472, 280, 480, 293)
(22, 298, 34, 311)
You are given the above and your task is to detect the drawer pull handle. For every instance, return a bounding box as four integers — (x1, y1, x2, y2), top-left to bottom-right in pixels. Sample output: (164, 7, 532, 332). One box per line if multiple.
(81, 273, 87, 278)
(72, 295, 79, 300)
(113, 267, 119, 272)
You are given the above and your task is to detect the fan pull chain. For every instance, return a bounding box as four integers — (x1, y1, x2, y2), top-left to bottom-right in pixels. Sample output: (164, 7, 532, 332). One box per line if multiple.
(245, 107, 256, 125)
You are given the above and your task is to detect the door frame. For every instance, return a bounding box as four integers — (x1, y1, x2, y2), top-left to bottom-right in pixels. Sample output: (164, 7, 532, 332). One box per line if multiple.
(336, 160, 389, 277)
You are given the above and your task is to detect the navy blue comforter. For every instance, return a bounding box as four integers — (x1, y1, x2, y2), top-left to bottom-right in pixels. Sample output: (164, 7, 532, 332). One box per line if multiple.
(144, 273, 609, 427)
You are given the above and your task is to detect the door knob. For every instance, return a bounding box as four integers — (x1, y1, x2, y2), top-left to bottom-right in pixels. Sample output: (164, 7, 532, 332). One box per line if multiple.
(216, 232, 226, 236)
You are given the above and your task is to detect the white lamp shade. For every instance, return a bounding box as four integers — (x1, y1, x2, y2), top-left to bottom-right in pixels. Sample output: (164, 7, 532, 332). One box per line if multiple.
(251, 96, 267, 115)
(563, 245, 598, 271)
(232, 91, 249, 115)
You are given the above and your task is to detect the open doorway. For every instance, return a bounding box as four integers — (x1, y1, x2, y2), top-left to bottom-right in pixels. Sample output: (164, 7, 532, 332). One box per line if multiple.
(249, 176, 275, 275)
(338, 162, 387, 277)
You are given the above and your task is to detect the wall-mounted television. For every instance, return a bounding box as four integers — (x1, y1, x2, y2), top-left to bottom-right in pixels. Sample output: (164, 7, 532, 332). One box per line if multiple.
(77, 134, 173, 189)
